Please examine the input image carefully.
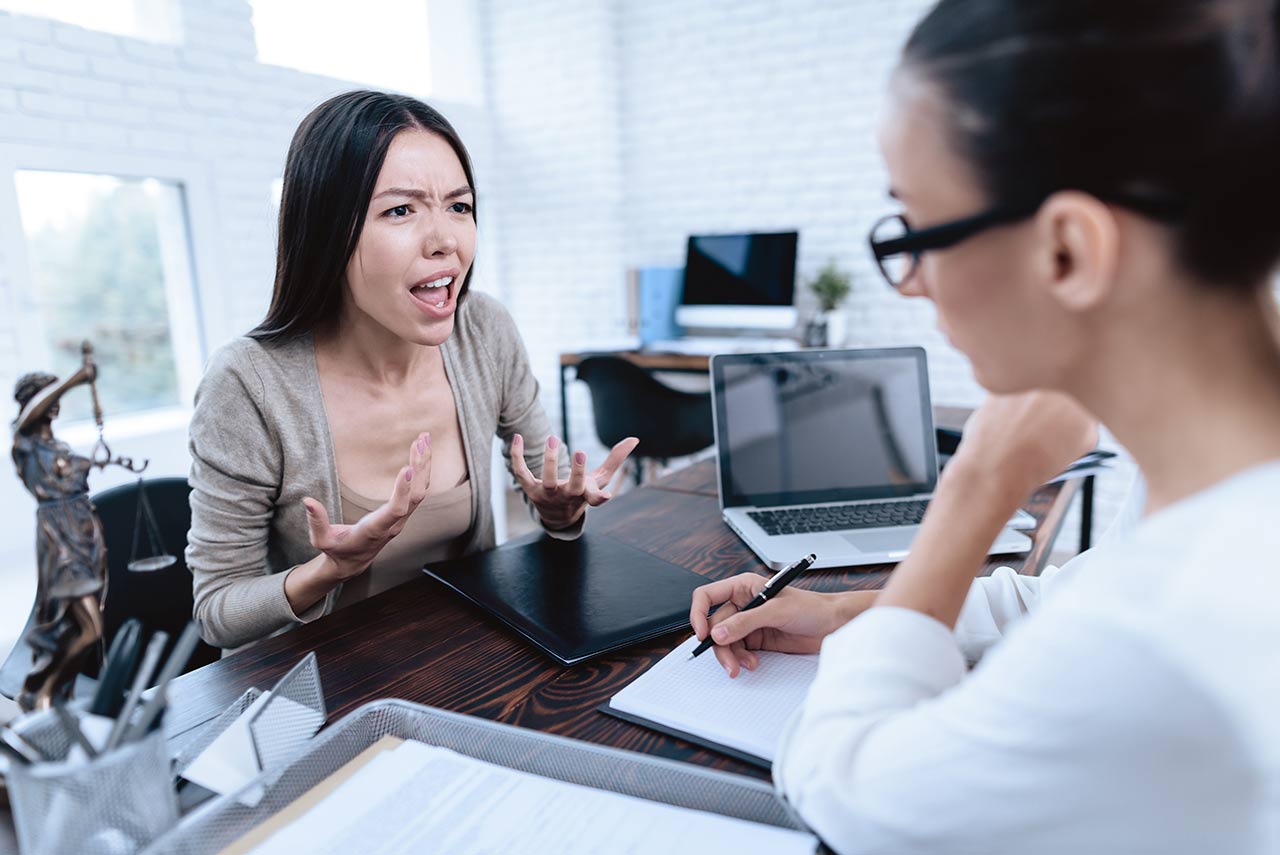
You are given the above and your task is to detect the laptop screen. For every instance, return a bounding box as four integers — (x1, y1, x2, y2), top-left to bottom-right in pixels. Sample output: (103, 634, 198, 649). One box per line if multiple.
(711, 348, 938, 508)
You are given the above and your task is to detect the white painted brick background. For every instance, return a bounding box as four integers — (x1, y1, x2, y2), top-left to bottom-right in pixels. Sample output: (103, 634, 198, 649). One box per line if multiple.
(0, 0, 1133, 644)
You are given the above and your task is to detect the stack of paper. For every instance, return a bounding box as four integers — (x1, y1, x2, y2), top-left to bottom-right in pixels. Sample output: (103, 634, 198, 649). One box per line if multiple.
(240, 738, 817, 854)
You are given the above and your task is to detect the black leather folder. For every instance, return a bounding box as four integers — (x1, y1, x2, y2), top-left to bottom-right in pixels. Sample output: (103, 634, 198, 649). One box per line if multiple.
(423, 532, 705, 665)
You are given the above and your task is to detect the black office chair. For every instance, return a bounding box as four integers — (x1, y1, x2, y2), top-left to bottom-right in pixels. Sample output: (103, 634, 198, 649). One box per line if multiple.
(0, 477, 219, 701)
(575, 356, 715, 484)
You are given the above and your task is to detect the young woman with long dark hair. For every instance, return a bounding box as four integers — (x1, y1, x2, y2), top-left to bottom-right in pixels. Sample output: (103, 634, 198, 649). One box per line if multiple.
(188, 91, 636, 651)
(692, 2, 1280, 851)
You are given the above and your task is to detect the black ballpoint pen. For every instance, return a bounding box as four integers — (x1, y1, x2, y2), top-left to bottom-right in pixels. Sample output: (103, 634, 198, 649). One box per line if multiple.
(689, 552, 818, 660)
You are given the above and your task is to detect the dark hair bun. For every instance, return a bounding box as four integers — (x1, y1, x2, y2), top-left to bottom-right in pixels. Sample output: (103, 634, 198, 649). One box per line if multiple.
(904, 0, 1280, 288)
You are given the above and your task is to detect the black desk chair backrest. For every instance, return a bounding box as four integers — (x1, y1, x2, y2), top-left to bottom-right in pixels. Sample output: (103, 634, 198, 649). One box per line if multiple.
(90, 477, 220, 675)
(0, 477, 218, 701)
(576, 356, 715, 481)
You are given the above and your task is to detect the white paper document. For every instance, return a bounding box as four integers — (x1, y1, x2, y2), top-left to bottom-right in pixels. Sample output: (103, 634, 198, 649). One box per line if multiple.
(609, 635, 820, 763)
(247, 739, 816, 855)
(181, 691, 324, 806)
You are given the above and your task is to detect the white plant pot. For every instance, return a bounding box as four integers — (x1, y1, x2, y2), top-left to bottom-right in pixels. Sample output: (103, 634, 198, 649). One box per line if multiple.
(824, 310, 848, 347)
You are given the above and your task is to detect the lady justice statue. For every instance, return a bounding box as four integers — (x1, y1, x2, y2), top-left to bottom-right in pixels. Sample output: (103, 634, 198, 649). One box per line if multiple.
(10, 341, 143, 711)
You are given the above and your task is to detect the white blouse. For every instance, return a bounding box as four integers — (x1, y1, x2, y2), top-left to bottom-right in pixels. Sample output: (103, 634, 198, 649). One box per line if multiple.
(774, 465, 1279, 854)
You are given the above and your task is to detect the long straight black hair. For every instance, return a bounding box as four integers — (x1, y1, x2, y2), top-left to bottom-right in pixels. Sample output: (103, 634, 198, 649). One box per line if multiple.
(902, 0, 1280, 290)
(249, 90, 478, 343)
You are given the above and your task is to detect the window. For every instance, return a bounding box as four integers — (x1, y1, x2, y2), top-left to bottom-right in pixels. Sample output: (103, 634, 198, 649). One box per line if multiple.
(248, 0, 432, 94)
(12, 170, 202, 423)
(0, 0, 181, 42)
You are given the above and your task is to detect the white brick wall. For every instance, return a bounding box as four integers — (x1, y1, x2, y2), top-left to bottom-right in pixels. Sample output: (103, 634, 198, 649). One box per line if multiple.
(481, 0, 631, 471)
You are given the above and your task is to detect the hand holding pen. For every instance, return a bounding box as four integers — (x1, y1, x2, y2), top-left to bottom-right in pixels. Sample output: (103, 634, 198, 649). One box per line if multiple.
(689, 553, 817, 660)
(689, 554, 879, 678)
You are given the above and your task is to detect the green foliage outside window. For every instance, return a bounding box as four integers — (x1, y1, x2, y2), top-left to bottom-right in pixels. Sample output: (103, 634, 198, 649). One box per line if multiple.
(24, 180, 181, 423)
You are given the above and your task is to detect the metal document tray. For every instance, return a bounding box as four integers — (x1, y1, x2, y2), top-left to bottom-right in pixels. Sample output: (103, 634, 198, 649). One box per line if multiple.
(144, 698, 816, 853)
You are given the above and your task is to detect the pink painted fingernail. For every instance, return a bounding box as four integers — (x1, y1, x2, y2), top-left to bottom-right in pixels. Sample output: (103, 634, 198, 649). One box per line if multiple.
(418, 438, 426, 453)
(405, 469, 413, 482)
(547, 436, 558, 449)
(424, 432, 430, 446)
(574, 451, 586, 465)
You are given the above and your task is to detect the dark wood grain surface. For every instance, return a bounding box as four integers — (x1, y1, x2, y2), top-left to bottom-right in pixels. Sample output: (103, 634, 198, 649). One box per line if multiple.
(163, 460, 1078, 782)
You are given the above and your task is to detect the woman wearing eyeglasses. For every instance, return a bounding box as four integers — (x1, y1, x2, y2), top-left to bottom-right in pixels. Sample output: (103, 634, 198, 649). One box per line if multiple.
(691, 1, 1280, 851)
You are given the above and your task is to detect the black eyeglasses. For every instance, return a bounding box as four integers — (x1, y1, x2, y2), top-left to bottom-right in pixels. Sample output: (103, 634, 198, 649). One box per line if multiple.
(867, 203, 1041, 290)
(868, 192, 1184, 290)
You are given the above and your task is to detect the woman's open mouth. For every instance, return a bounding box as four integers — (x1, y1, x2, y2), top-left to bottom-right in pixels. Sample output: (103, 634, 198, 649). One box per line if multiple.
(409, 273, 456, 318)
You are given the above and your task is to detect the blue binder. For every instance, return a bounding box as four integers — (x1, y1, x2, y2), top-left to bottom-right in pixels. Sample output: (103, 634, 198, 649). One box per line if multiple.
(637, 266, 683, 345)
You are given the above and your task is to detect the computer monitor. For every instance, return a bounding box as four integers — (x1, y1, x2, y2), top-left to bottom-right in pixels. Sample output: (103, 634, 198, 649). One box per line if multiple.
(675, 231, 799, 331)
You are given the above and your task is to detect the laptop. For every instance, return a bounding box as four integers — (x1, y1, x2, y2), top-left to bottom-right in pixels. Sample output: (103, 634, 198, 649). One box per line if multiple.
(710, 347, 1033, 569)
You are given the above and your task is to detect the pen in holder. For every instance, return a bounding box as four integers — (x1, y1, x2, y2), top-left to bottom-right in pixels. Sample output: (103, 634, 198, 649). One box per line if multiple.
(2, 622, 202, 853)
(7, 721, 177, 855)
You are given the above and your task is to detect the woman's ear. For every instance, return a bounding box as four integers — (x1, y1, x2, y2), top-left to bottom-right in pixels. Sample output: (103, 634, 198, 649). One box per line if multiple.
(1034, 191, 1120, 313)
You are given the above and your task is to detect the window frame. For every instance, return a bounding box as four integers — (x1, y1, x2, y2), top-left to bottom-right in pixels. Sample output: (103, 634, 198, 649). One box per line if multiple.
(0, 144, 220, 429)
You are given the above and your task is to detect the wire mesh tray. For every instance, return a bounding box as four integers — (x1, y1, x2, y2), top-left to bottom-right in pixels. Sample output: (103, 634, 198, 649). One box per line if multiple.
(143, 698, 814, 854)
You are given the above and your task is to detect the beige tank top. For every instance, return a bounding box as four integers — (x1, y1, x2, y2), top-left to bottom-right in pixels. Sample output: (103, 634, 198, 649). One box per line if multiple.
(334, 477, 473, 609)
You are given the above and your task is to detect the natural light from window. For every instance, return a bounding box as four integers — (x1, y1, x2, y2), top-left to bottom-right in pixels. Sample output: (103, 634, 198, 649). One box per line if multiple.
(249, 0, 432, 94)
(0, 0, 181, 42)
(13, 170, 201, 424)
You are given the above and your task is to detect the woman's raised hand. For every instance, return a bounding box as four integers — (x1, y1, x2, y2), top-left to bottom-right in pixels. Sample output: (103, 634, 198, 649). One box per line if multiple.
(302, 431, 432, 580)
(509, 433, 639, 530)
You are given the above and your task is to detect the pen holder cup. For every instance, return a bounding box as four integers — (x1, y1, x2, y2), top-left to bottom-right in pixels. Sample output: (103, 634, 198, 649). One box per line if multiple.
(7, 729, 178, 855)
(7, 708, 73, 764)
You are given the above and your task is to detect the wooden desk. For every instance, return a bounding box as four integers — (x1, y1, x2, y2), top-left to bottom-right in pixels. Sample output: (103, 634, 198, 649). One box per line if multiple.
(158, 460, 1078, 786)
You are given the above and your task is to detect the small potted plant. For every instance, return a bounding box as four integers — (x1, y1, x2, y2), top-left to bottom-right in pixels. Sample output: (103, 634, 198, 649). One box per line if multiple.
(806, 261, 853, 346)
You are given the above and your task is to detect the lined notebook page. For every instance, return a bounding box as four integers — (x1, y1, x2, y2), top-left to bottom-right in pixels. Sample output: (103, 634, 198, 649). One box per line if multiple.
(610, 635, 820, 762)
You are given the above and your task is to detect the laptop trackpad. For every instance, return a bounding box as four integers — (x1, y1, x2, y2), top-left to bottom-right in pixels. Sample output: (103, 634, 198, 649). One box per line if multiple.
(841, 528, 915, 553)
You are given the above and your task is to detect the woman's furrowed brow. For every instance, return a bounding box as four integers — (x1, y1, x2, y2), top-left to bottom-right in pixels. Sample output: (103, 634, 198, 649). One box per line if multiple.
(372, 185, 473, 202)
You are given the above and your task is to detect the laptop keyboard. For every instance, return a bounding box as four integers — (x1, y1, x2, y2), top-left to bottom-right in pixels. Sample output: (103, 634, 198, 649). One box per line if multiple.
(748, 499, 932, 536)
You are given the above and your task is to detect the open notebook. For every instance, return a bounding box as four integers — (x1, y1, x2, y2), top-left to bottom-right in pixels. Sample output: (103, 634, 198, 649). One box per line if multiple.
(603, 635, 820, 769)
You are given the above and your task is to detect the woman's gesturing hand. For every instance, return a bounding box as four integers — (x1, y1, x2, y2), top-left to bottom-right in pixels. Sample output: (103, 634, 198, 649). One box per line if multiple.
(509, 433, 639, 530)
(302, 431, 432, 581)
